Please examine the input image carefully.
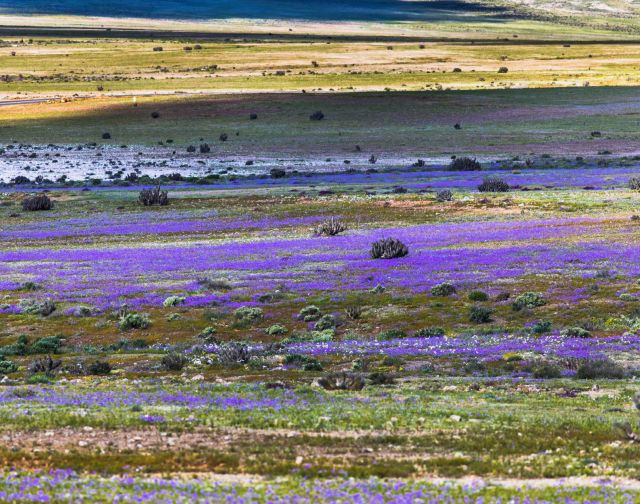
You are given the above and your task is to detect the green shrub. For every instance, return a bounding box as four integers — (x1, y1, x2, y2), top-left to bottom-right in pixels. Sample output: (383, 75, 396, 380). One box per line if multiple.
(266, 324, 288, 336)
(234, 306, 264, 325)
(314, 314, 336, 331)
(560, 327, 592, 338)
(469, 306, 493, 323)
(27, 373, 53, 384)
(299, 305, 322, 322)
(531, 320, 552, 335)
(512, 292, 547, 311)
(19, 299, 56, 316)
(0, 357, 18, 374)
(431, 282, 456, 297)
(282, 329, 334, 344)
(468, 291, 489, 302)
(118, 313, 151, 331)
(163, 296, 186, 307)
(29, 336, 63, 354)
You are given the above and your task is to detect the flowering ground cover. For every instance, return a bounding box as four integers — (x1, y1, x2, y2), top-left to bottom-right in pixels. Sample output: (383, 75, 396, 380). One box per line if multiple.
(2, 167, 640, 501)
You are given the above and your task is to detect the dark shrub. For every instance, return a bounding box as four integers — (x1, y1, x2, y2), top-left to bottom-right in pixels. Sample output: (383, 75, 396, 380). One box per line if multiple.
(270, 168, 287, 178)
(302, 360, 323, 371)
(436, 189, 453, 202)
(12, 176, 31, 185)
(498, 66, 509, 73)
(370, 238, 408, 259)
(199, 143, 210, 153)
(368, 372, 396, 385)
(478, 177, 510, 192)
(431, 282, 456, 297)
(469, 305, 493, 323)
(629, 177, 640, 190)
(88, 360, 112, 375)
(161, 353, 188, 371)
(309, 111, 325, 121)
(533, 363, 561, 379)
(219, 133, 228, 142)
(22, 194, 53, 211)
(317, 372, 365, 391)
(102, 132, 111, 140)
(217, 342, 250, 365)
(468, 291, 489, 302)
(314, 217, 347, 236)
(378, 329, 407, 340)
(495, 292, 511, 302)
(250, 113, 258, 120)
(531, 320, 552, 334)
(187, 145, 196, 153)
(138, 186, 168, 206)
(448, 157, 481, 171)
(576, 359, 625, 379)
(344, 305, 363, 320)
(414, 327, 445, 337)
(28, 356, 62, 376)
(151, 111, 160, 119)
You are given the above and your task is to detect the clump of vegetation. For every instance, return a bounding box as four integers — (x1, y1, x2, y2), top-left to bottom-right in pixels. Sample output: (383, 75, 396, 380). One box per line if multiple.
(234, 306, 264, 326)
(314, 314, 336, 331)
(266, 324, 288, 336)
(217, 342, 250, 365)
(29, 336, 63, 354)
(478, 177, 510, 192)
(378, 329, 407, 340)
(22, 194, 53, 211)
(532, 362, 562, 379)
(317, 372, 365, 391)
(28, 356, 62, 376)
(436, 189, 453, 202)
(88, 360, 112, 375)
(161, 353, 188, 371)
(118, 312, 151, 331)
(314, 217, 347, 237)
(344, 305, 363, 320)
(0, 356, 18, 374)
(299, 305, 322, 322)
(560, 327, 592, 338)
(512, 292, 547, 311)
(163, 296, 186, 307)
(19, 299, 56, 317)
(309, 111, 325, 121)
(198, 326, 218, 343)
(415, 327, 445, 338)
(448, 157, 481, 171)
(531, 320, 552, 335)
(431, 282, 456, 297)
(370, 238, 408, 259)
(198, 277, 232, 291)
(468, 291, 489, 302)
(629, 177, 640, 190)
(469, 305, 493, 323)
(368, 372, 396, 386)
(138, 186, 168, 206)
(576, 359, 625, 379)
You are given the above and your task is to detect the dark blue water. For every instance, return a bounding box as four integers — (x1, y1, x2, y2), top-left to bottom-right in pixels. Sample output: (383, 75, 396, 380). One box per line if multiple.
(0, 0, 506, 22)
